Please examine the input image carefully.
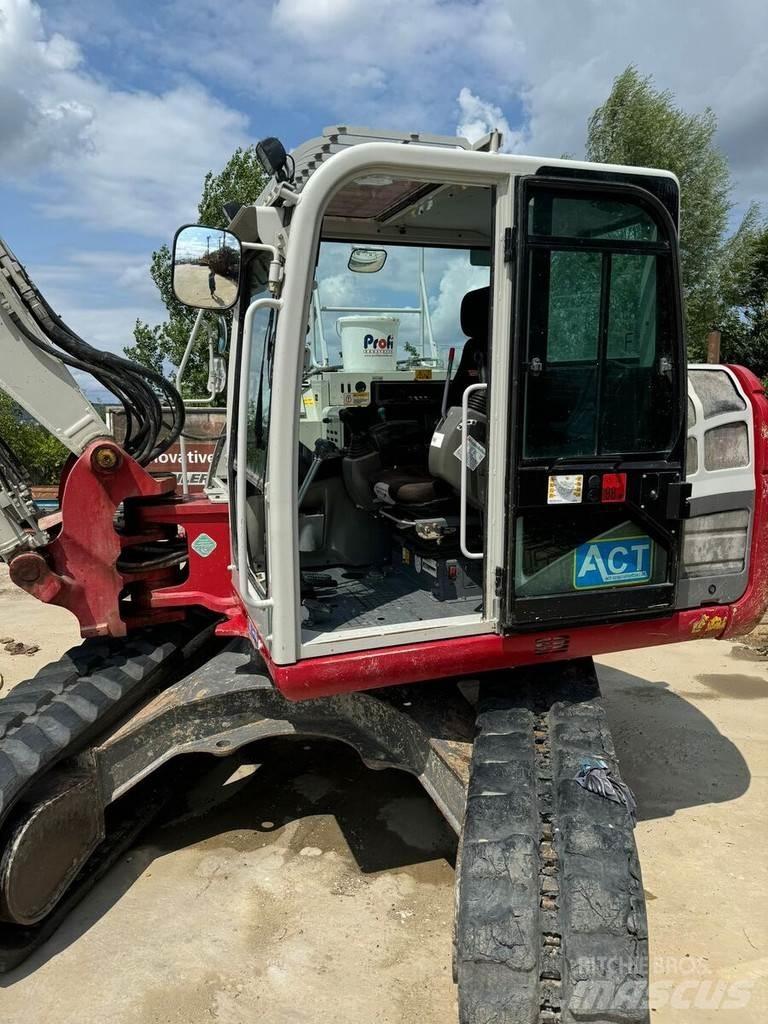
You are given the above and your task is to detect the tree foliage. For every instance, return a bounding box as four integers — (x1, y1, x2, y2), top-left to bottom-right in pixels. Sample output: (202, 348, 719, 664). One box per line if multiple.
(586, 66, 765, 362)
(0, 394, 68, 485)
(719, 222, 768, 379)
(125, 147, 266, 396)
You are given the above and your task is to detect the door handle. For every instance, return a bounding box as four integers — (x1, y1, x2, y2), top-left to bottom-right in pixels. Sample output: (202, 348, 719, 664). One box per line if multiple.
(459, 383, 487, 561)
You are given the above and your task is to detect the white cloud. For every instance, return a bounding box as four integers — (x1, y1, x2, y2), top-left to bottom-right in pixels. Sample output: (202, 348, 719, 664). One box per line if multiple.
(452, 1, 768, 208)
(272, 0, 361, 31)
(0, 0, 250, 234)
(33, 248, 161, 303)
(0, 0, 92, 167)
(456, 87, 524, 151)
(33, 0, 768, 213)
(429, 255, 490, 356)
(25, 246, 167, 357)
(3, 0, 766, 373)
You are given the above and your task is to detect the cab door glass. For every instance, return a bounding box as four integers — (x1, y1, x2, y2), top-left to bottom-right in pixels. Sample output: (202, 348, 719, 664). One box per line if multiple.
(523, 192, 675, 461)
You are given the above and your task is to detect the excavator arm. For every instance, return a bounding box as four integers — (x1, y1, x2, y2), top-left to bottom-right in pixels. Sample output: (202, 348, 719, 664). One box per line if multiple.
(0, 238, 110, 558)
(0, 235, 189, 569)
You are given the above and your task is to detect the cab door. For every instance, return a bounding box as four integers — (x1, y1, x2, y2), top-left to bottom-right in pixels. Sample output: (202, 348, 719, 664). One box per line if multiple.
(504, 176, 688, 629)
(229, 252, 280, 629)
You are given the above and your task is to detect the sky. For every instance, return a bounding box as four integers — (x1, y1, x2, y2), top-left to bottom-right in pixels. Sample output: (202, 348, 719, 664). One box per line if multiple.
(1, 0, 767, 394)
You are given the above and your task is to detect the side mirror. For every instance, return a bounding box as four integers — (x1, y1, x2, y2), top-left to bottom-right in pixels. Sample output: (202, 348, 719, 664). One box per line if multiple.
(172, 224, 242, 310)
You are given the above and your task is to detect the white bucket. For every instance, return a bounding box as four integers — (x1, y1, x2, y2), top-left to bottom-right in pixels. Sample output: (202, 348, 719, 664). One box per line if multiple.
(335, 316, 399, 372)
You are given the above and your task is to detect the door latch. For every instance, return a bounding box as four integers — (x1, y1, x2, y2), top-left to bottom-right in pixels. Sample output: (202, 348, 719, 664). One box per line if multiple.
(503, 226, 516, 263)
(665, 480, 692, 519)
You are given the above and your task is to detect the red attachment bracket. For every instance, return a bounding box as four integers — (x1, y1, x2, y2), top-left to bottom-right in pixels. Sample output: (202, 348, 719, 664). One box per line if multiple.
(127, 497, 238, 622)
(9, 441, 240, 637)
(10, 442, 172, 636)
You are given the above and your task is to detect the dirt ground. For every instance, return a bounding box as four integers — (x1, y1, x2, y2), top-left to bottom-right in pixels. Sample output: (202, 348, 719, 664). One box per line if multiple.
(0, 569, 766, 1023)
(173, 264, 237, 308)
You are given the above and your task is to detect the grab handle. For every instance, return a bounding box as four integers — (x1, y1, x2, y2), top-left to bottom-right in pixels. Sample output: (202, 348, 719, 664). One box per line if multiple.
(459, 383, 487, 561)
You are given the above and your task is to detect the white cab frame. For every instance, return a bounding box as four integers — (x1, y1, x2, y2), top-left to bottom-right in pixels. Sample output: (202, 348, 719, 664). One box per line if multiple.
(230, 141, 678, 666)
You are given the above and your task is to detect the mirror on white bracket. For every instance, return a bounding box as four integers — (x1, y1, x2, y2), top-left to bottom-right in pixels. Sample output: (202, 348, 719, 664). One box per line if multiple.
(172, 225, 242, 310)
(347, 247, 387, 274)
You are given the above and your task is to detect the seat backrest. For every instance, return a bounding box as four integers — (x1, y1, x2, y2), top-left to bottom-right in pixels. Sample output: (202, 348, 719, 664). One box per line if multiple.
(448, 286, 490, 407)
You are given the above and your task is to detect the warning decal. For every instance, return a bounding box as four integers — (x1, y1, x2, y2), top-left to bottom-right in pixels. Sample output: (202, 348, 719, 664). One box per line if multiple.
(453, 436, 487, 471)
(191, 532, 217, 558)
(547, 474, 583, 505)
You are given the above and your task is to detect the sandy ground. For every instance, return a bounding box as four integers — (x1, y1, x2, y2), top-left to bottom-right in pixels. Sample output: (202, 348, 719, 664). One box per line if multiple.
(0, 569, 766, 1023)
(173, 264, 237, 308)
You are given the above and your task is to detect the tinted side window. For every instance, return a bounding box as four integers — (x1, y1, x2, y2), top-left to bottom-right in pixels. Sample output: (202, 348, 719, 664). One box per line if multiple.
(547, 251, 601, 362)
(528, 194, 659, 242)
(246, 304, 276, 480)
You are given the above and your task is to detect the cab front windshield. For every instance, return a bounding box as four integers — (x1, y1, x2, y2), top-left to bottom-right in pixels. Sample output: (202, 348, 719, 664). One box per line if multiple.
(310, 242, 490, 371)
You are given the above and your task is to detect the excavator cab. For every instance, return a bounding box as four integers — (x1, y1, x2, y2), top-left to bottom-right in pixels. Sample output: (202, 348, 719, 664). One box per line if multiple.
(168, 131, 759, 691)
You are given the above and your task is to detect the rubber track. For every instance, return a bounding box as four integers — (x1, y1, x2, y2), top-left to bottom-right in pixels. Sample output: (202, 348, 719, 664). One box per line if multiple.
(0, 619, 215, 832)
(0, 770, 173, 973)
(455, 658, 648, 1024)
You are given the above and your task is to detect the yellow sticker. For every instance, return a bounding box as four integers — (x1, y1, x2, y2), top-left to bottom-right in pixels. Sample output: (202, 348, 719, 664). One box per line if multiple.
(302, 394, 315, 407)
(402, 547, 411, 565)
(414, 368, 432, 380)
(342, 392, 369, 406)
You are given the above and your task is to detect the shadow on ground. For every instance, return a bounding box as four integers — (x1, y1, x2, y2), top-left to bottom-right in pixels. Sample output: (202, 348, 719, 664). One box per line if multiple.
(2, 737, 457, 982)
(598, 664, 751, 821)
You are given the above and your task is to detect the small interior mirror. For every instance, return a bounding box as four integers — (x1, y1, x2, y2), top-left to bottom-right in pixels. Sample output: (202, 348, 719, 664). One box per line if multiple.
(347, 247, 387, 274)
(172, 225, 242, 310)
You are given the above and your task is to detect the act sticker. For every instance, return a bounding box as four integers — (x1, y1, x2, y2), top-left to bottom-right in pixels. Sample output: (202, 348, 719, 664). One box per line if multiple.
(414, 368, 433, 380)
(191, 532, 217, 558)
(547, 474, 583, 505)
(574, 536, 652, 589)
(453, 436, 486, 471)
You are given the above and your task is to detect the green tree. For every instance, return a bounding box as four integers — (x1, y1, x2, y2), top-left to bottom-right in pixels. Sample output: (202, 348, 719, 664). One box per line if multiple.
(0, 394, 68, 485)
(586, 66, 763, 359)
(719, 224, 768, 380)
(125, 147, 266, 396)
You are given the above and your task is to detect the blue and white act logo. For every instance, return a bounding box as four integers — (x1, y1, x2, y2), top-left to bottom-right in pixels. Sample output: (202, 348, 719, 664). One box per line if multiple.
(574, 536, 652, 589)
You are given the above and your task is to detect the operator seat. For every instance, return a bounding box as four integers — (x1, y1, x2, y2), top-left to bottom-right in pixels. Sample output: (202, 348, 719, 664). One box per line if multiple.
(368, 286, 490, 508)
(447, 285, 489, 408)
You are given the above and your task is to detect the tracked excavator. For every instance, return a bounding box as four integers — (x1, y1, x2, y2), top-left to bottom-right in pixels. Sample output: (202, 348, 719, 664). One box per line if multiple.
(1, 125, 766, 1023)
